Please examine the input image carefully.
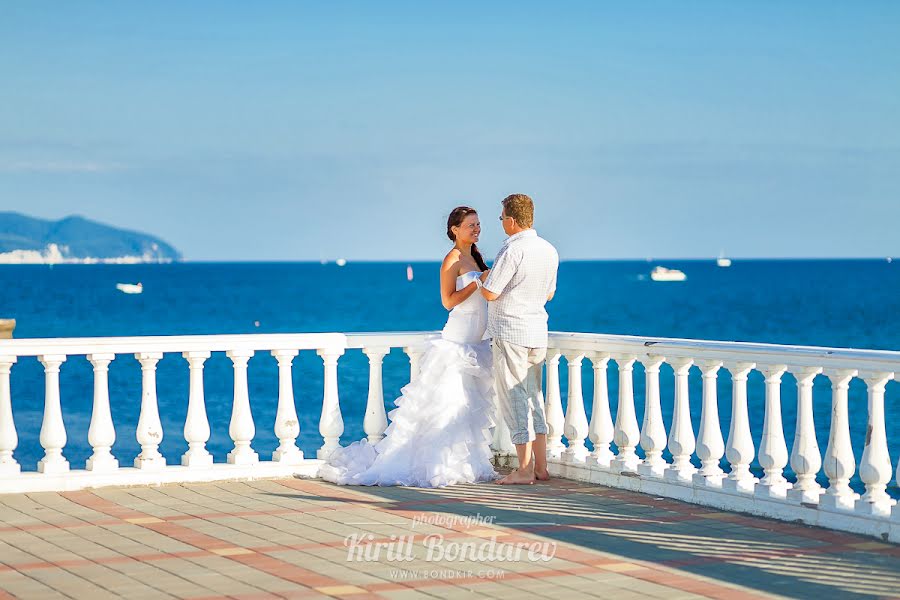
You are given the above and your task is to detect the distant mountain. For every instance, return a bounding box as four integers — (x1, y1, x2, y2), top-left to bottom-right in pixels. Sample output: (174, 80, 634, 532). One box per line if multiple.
(0, 212, 182, 264)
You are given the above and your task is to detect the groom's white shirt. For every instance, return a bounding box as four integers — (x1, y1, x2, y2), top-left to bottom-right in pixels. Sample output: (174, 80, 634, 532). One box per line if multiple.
(483, 229, 559, 348)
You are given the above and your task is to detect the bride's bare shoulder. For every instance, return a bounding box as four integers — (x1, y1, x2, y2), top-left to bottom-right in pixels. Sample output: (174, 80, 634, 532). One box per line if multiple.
(441, 249, 461, 272)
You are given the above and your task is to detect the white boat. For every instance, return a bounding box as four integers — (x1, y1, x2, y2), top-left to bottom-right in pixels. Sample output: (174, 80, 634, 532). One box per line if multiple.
(116, 282, 143, 294)
(717, 251, 732, 268)
(336, 258, 347, 267)
(406, 265, 414, 281)
(650, 266, 686, 282)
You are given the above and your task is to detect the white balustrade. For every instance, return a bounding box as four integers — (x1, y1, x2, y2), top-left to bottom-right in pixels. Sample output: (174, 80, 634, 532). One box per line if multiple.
(182, 351, 213, 467)
(226, 349, 258, 465)
(362, 346, 389, 444)
(722, 361, 756, 494)
(611, 355, 640, 473)
(755, 364, 790, 498)
(272, 349, 302, 463)
(820, 368, 858, 511)
(665, 357, 696, 482)
(0, 330, 898, 543)
(86, 353, 118, 472)
(135, 352, 166, 470)
(0, 356, 18, 475)
(38, 354, 68, 474)
(787, 367, 824, 504)
(693, 360, 724, 487)
(638, 355, 667, 478)
(317, 347, 344, 459)
(403, 345, 425, 383)
(562, 352, 589, 463)
(587, 353, 614, 467)
(856, 371, 896, 516)
(544, 349, 565, 458)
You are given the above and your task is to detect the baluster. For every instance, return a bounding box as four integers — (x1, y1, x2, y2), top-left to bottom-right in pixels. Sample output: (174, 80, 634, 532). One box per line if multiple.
(787, 367, 824, 504)
(587, 353, 614, 468)
(134, 352, 165, 470)
(665, 357, 696, 481)
(722, 361, 756, 494)
(86, 354, 118, 472)
(855, 371, 896, 516)
(820, 368, 859, 511)
(182, 351, 213, 467)
(317, 347, 345, 459)
(544, 349, 565, 458)
(226, 349, 258, 465)
(403, 345, 425, 383)
(272, 349, 302, 463)
(563, 352, 589, 463)
(0, 356, 18, 475)
(693, 360, 725, 487)
(362, 346, 389, 444)
(755, 364, 790, 499)
(637, 355, 667, 478)
(611, 355, 640, 473)
(38, 354, 68, 474)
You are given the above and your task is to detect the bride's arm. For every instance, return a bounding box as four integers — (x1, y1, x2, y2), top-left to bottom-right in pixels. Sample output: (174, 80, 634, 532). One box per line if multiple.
(440, 251, 479, 311)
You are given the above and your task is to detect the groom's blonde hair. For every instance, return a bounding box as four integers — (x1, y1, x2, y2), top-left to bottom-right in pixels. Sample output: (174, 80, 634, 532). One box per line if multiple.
(502, 194, 534, 228)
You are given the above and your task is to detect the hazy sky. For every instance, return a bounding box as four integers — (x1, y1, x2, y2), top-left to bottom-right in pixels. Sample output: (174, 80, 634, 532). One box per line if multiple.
(1, 2, 898, 260)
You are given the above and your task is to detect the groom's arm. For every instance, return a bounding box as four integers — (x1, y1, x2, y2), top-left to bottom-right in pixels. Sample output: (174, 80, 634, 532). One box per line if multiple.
(481, 251, 515, 302)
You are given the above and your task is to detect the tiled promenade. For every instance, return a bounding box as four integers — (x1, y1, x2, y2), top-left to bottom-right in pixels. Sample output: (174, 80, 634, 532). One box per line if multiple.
(0, 476, 898, 599)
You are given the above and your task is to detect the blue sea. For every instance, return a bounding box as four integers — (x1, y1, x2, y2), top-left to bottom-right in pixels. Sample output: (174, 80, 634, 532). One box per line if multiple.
(1, 260, 898, 495)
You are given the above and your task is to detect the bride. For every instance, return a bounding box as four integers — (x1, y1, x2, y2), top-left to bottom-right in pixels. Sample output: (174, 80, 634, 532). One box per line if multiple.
(318, 206, 499, 487)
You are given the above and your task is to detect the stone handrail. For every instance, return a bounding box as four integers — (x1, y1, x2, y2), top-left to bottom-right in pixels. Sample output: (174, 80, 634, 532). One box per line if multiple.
(0, 330, 897, 542)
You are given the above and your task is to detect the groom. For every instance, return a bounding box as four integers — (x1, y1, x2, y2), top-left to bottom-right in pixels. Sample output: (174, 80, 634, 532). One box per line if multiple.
(481, 194, 559, 485)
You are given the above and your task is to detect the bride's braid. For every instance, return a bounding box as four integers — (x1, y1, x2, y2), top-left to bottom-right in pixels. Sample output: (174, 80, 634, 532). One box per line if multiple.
(447, 206, 489, 271)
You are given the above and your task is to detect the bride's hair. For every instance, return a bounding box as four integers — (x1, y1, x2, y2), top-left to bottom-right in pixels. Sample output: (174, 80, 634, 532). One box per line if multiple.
(447, 206, 489, 272)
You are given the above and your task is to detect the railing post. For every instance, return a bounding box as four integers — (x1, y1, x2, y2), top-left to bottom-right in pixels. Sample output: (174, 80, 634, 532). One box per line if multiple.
(611, 354, 640, 473)
(820, 368, 859, 511)
(563, 352, 589, 463)
(362, 346, 389, 444)
(665, 357, 696, 482)
(317, 347, 345, 459)
(86, 353, 118, 472)
(226, 349, 258, 465)
(544, 349, 565, 459)
(272, 349, 303, 463)
(38, 354, 69, 474)
(182, 351, 213, 467)
(787, 367, 824, 504)
(722, 361, 756, 494)
(693, 360, 725, 487)
(755, 364, 790, 499)
(134, 352, 165, 470)
(587, 353, 614, 468)
(855, 371, 896, 516)
(403, 345, 425, 383)
(0, 356, 19, 475)
(637, 355, 667, 478)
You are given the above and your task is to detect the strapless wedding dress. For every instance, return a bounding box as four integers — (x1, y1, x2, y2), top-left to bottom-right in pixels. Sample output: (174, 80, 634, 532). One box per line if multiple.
(318, 271, 498, 487)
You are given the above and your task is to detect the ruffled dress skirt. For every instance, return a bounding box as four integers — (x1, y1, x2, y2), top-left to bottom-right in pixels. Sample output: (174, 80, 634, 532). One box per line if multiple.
(318, 337, 499, 487)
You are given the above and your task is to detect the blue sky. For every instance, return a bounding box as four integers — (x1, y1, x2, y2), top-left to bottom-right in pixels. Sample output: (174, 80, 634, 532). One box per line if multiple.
(0, 2, 898, 260)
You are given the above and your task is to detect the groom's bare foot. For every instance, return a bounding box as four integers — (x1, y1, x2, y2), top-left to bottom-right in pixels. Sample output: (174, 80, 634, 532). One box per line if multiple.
(496, 469, 535, 485)
(534, 469, 551, 481)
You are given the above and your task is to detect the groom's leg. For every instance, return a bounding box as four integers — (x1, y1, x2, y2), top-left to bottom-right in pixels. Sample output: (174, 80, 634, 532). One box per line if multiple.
(527, 348, 550, 479)
(493, 340, 537, 484)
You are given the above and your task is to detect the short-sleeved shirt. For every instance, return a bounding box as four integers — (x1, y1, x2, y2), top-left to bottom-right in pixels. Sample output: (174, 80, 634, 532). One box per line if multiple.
(483, 229, 559, 348)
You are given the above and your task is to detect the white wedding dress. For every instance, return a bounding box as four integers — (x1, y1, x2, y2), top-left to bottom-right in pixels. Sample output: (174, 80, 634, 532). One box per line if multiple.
(318, 271, 498, 487)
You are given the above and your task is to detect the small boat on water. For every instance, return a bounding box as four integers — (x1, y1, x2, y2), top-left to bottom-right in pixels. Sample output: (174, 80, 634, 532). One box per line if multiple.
(406, 265, 414, 281)
(116, 282, 143, 294)
(717, 251, 732, 268)
(336, 258, 347, 267)
(650, 266, 687, 282)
